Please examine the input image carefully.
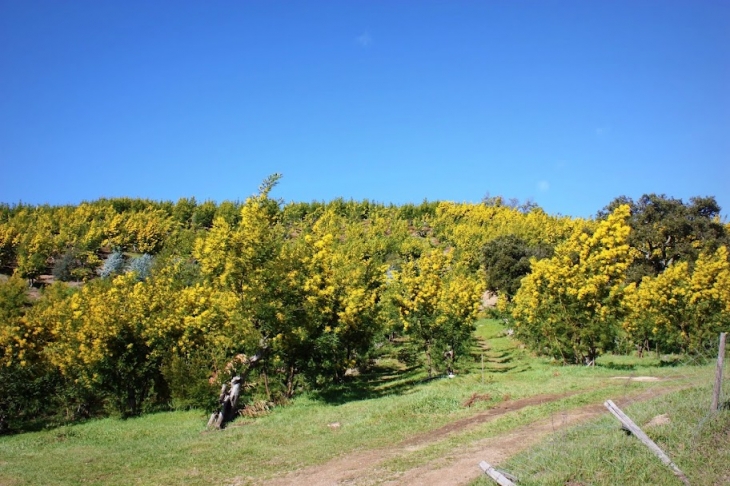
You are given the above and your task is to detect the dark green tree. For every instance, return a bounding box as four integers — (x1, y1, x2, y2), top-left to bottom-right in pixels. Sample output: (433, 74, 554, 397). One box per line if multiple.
(172, 197, 197, 226)
(52, 249, 83, 282)
(599, 194, 728, 282)
(481, 235, 553, 300)
(191, 200, 217, 229)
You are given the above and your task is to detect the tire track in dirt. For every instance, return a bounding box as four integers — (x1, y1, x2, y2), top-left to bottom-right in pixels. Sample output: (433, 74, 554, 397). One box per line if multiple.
(376, 403, 606, 486)
(244, 385, 683, 486)
(379, 386, 684, 486)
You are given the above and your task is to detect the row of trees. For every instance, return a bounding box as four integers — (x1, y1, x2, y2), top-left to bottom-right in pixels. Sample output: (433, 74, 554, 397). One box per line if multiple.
(1, 180, 728, 431)
(505, 197, 730, 363)
(0, 195, 438, 284)
(0, 177, 483, 429)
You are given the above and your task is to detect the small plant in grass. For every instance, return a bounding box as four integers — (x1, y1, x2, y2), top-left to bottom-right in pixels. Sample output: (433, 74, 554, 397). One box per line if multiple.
(239, 399, 273, 418)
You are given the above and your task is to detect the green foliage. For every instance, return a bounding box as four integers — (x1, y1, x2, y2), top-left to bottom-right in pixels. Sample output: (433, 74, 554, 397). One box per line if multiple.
(601, 194, 729, 282)
(481, 235, 554, 299)
(171, 197, 197, 226)
(214, 200, 242, 226)
(52, 249, 82, 282)
(395, 341, 422, 367)
(161, 349, 221, 411)
(191, 200, 217, 228)
(125, 253, 154, 281)
(0, 362, 65, 433)
(95, 326, 165, 417)
(512, 205, 635, 363)
(1, 183, 729, 432)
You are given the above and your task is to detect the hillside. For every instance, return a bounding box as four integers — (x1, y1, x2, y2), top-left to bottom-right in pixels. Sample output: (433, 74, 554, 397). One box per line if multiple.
(0, 320, 725, 485)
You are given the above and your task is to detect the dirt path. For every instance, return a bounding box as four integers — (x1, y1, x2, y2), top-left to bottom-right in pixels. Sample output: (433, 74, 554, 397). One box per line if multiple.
(258, 385, 681, 486)
(377, 403, 606, 486)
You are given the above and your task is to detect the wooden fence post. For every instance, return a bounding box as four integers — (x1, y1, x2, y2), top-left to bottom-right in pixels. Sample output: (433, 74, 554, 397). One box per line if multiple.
(711, 332, 727, 413)
(478, 461, 516, 486)
(604, 400, 690, 486)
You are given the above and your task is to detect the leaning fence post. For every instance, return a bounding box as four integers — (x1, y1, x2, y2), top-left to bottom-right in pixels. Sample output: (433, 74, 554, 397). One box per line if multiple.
(604, 400, 690, 486)
(478, 460, 516, 486)
(711, 332, 727, 413)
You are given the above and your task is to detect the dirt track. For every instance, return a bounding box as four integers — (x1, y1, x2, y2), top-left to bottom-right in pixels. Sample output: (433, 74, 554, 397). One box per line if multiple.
(249, 385, 680, 486)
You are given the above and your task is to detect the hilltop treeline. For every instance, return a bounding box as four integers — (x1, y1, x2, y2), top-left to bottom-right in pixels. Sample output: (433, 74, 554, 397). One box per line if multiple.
(1, 176, 728, 431)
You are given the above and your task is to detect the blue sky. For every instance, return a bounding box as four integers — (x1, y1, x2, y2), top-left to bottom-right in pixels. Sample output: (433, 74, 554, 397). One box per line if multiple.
(1, 1, 728, 218)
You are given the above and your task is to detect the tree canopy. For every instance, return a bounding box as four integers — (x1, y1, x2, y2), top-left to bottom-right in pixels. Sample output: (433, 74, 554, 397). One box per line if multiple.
(0, 183, 727, 430)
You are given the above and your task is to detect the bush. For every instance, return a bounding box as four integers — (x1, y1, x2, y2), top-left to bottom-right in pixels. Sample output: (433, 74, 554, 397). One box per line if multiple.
(162, 348, 224, 411)
(52, 250, 78, 282)
(125, 254, 153, 281)
(93, 326, 165, 417)
(98, 251, 125, 278)
(396, 342, 422, 367)
(0, 363, 67, 433)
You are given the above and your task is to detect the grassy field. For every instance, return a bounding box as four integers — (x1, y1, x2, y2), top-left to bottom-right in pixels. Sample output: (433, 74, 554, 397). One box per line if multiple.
(0, 319, 724, 485)
(472, 384, 730, 486)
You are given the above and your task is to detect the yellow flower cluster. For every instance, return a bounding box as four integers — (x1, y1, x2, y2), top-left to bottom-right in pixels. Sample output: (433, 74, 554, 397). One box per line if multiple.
(623, 246, 730, 351)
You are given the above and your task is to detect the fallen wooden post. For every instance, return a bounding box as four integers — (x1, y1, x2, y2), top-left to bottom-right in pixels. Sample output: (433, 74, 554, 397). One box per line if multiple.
(604, 400, 690, 486)
(478, 460, 516, 486)
(500, 470, 519, 483)
(711, 332, 726, 413)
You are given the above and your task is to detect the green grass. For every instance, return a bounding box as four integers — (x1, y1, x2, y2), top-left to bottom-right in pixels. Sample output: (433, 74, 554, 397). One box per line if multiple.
(0, 319, 721, 485)
(470, 385, 730, 486)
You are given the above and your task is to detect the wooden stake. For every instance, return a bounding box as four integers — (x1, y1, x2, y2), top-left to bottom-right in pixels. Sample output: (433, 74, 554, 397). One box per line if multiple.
(604, 400, 690, 486)
(479, 461, 516, 486)
(711, 332, 727, 413)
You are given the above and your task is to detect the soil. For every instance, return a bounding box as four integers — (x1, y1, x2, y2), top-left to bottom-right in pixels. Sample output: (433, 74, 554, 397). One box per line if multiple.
(256, 385, 681, 486)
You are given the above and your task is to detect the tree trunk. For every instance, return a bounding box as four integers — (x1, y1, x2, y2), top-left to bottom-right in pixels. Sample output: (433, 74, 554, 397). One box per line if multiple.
(207, 352, 263, 429)
(286, 365, 296, 399)
(229, 378, 241, 410)
(263, 368, 271, 401)
(426, 341, 433, 378)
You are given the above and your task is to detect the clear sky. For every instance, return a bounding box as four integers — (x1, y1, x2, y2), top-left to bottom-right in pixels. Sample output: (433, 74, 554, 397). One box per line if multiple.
(1, 1, 728, 217)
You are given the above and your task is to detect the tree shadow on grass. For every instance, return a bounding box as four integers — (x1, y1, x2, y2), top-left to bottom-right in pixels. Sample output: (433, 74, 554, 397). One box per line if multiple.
(311, 363, 429, 405)
(658, 357, 684, 367)
(597, 362, 637, 371)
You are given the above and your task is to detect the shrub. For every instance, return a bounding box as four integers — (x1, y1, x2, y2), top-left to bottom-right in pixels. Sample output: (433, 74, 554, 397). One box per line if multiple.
(162, 349, 221, 411)
(52, 250, 79, 282)
(396, 342, 422, 367)
(125, 254, 154, 281)
(98, 251, 125, 278)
